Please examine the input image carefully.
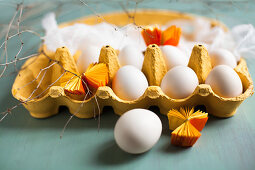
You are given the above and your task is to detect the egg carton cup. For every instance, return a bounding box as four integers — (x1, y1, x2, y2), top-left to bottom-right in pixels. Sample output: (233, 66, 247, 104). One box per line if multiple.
(12, 10, 253, 118)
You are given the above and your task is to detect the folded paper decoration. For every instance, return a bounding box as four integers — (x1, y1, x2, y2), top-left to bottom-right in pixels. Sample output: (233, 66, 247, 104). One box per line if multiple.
(83, 63, 109, 90)
(60, 74, 85, 95)
(141, 25, 181, 46)
(57, 47, 109, 100)
(168, 107, 208, 147)
(11, 10, 253, 119)
(171, 121, 201, 147)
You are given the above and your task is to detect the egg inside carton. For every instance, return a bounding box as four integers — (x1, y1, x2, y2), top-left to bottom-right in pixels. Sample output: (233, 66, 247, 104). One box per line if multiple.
(12, 10, 253, 119)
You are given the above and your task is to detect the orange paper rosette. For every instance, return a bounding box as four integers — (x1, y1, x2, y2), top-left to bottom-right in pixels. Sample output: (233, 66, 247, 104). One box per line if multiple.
(167, 107, 208, 147)
(60, 73, 86, 95)
(83, 63, 109, 89)
(59, 61, 109, 99)
(141, 25, 181, 46)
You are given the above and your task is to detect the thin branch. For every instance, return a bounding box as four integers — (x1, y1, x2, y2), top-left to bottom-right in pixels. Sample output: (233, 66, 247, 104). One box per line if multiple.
(0, 3, 21, 78)
(0, 53, 39, 66)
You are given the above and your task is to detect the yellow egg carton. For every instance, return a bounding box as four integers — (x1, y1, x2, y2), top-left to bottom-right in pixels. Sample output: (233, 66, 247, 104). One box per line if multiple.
(12, 10, 253, 118)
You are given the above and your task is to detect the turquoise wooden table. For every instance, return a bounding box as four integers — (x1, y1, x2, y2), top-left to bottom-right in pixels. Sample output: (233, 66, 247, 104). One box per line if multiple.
(0, 0, 255, 170)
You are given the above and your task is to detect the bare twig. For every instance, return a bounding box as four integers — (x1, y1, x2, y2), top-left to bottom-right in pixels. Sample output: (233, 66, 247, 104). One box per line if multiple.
(0, 3, 21, 78)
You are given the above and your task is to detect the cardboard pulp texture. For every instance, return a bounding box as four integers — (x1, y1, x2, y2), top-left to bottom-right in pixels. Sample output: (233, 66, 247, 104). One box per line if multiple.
(12, 10, 253, 118)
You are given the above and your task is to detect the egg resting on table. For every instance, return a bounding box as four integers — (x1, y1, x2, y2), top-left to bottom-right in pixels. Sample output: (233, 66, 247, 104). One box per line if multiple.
(160, 66, 199, 99)
(114, 109, 162, 154)
(112, 65, 148, 101)
(205, 65, 243, 98)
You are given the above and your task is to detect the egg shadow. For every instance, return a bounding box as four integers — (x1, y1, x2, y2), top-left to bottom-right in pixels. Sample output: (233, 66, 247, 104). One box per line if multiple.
(148, 106, 170, 136)
(148, 106, 190, 153)
(94, 139, 144, 166)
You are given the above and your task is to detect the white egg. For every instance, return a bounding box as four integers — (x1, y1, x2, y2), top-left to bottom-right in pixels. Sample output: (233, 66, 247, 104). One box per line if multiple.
(114, 109, 162, 154)
(205, 65, 243, 98)
(160, 45, 189, 70)
(118, 45, 144, 70)
(209, 48, 237, 68)
(160, 66, 199, 99)
(112, 65, 148, 101)
(76, 45, 100, 73)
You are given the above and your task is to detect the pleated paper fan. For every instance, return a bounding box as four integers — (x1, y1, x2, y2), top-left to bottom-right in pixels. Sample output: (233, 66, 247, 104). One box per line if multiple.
(60, 73, 85, 95)
(167, 107, 208, 147)
(141, 25, 161, 46)
(161, 25, 181, 46)
(189, 110, 208, 132)
(83, 63, 109, 89)
(171, 121, 201, 147)
(141, 25, 181, 46)
(168, 107, 208, 131)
